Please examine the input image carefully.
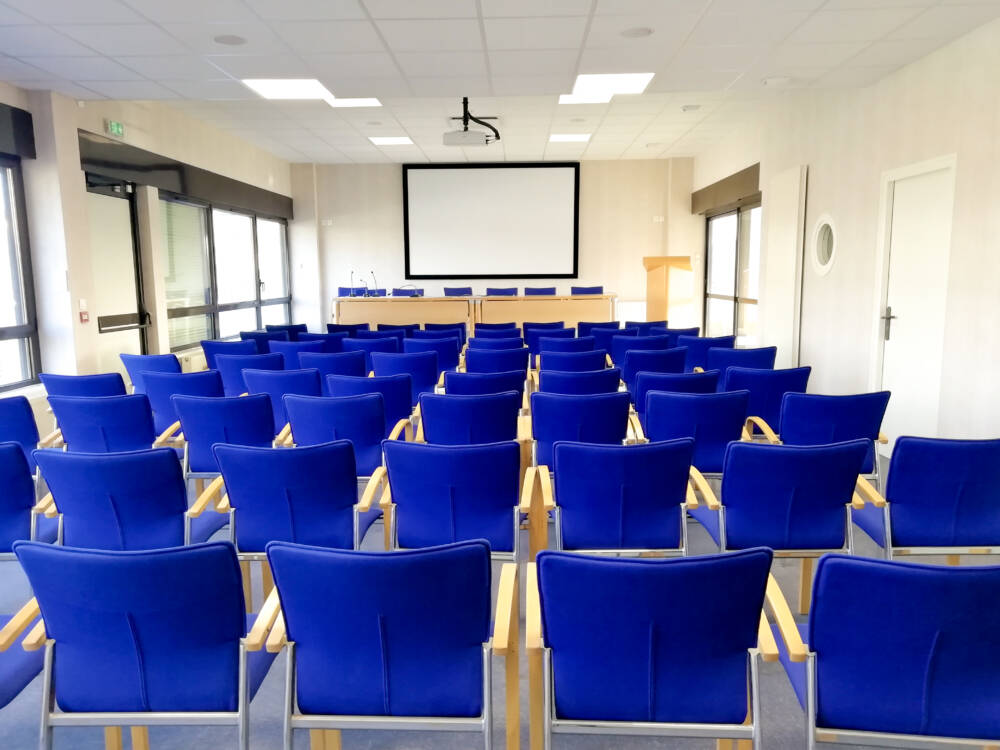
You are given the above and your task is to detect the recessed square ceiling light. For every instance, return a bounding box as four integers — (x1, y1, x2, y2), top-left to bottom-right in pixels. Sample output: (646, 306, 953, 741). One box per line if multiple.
(327, 98, 382, 108)
(559, 72, 655, 104)
(242, 78, 334, 100)
(369, 136, 413, 146)
(549, 134, 590, 143)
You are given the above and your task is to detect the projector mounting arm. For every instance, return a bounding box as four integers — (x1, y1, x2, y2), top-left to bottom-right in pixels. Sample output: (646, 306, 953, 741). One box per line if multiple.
(451, 96, 500, 143)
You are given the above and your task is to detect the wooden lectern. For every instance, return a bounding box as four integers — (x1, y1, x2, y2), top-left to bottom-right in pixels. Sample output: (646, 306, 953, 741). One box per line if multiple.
(643, 256, 693, 323)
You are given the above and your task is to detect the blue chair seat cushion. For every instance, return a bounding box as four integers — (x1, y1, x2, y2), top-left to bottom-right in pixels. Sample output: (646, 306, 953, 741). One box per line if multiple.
(851, 504, 886, 548)
(688, 506, 721, 547)
(35, 514, 59, 545)
(245, 613, 278, 700)
(0, 614, 44, 709)
(190, 512, 231, 544)
(772, 622, 808, 709)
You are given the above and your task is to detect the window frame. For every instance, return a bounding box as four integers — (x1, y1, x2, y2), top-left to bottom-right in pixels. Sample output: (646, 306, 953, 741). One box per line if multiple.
(0, 154, 41, 392)
(703, 202, 761, 341)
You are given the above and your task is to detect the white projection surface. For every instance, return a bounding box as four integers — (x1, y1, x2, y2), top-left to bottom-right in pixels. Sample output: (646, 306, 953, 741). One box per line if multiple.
(404, 165, 578, 278)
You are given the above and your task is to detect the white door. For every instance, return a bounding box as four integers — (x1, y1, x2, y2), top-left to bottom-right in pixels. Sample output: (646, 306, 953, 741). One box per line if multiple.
(878, 162, 955, 453)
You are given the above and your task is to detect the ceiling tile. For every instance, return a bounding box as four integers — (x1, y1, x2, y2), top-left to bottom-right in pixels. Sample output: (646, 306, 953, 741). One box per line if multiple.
(56, 24, 190, 56)
(38, 80, 104, 98)
(823, 0, 935, 8)
(307, 52, 400, 78)
(647, 68, 742, 91)
(578, 45, 676, 73)
(491, 75, 572, 95)
(377, 19, 482, 51)
(119, 54, 224, 80)
(408, 75, 491, 96)
(1, 0, 143, 23)
(887, 5, 1000, 40)
(120, 0, 257, 23)
(489, 50, 578, 77)
(0, 25, 95, 56)
(786, 8, 925, 43)
(0, 55, 56, 80)
(82, 79, 180, 99)
(270, 20, 383, 53)
(844, 37, 944, 67)
(362, 0, 478, 18)
(686, 11, 811, 46)
(208, 55, 314, 78)
(815, 65, 896, 88)
(481, 0, 591, 16)
(484, 17, 588, 50)
(670, 44, 766, 71)
(765, 41, 868, 68)
(396, 51, 486, 77)
(317, 75, 412, 97)
(23, 55, 144, 80)
(160, 79, 259, 99)
(593, 0, 711, 15)
(162, 22, 291, 55)
(708, 0, 824, 10)
(586, 13, 700, 49)
(0, 4, 34, 24)
(243, 0, 367, 21)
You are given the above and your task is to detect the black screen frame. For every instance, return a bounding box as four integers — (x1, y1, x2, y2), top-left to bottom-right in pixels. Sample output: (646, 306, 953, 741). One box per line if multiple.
(402, 161, 580, 280)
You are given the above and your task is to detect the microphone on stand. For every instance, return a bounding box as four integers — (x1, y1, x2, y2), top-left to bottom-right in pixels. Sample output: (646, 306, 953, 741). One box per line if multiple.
(349, 271, 355, 297)
(371, 270, 379, 297)
(360, 279, 370, 298)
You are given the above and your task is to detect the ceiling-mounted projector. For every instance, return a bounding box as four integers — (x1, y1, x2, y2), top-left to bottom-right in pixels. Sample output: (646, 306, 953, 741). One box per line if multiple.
(444, 96, 499, 147)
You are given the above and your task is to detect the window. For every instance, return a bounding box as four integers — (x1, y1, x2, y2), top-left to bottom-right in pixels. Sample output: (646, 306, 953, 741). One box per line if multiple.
(0, 157, 39, 390)
(704, 205, 761, 344)
(161, 195, 291, 351)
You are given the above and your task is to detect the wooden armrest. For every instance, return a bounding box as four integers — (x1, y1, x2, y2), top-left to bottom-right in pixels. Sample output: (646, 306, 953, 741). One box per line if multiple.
(525, 562, 543, 651)
(745, 416, 780, 444)
(0, 598, 39, 651)
(358, 466, 387, 512)
(152, 420, 182, 448)
(437, 371, 445, 388)
(33, 493, 55, 517)
(216, 494, 231, 512)
(758, 612, 779, 662)
(266, 612, 286, 653)
(493, 563, 519, 655)
(246, 587, 281, 652)
(689, 466, 720, 510)
(535, 465, 555, 511)
(275, 423, 292, 445)
(855, 475, 886, 507)
(22, 620, 47, 651)
(522, 386, 529, 412)
(685, 481, 698, 510)
(528, 369, 539, 392)
(851, 492, 865, 510)
(187, 475, 226, 518)
(693, 366, 704, 373)
(517, 414, 532, 443)
(37, 428, 63, 449)
(387, 418, 412, 441)
(628, 412, 646, 443)
(877, 431, 888, 444)
(765, 574, 807, 662)
(518, 466, 537, 514)
(605, 353, 613, 368)
(367, 371, 374, 378)
(414, 417, 425, 442)
(377, 481, 392, 511)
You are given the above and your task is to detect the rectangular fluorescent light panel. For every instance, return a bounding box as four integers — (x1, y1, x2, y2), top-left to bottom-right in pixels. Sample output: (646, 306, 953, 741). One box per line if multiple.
(559, 72, 654, 104)
(549, 134, 590, 142)
(242, 78, 333, 99)
(369, 136, 413, 146)
(327, 98, 382, 108)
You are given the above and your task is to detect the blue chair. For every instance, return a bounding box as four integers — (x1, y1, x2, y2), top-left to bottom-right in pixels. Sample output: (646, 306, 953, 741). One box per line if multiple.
(527, 328, 574, 359)
(372, 351, 438, 407)
(268, 339, 325, 369)
(538, 368, 621, 395)
(485, 287, 517, 295)
(0, 396, 42, 475)
(266, 540, 506, 749)
(242, 368, 322, 435)
(610, 334, 670, 366)
(285, 394, 397, 476)
(40, 372, 126, 397)
(621, 347, 686, 397)
(529, 392, 631, 468)
(475, 322, 517, 332)
(327, 374, 412, 438)
(48, 395, 156, 453)
(577, 321, 619, 337)
(592, 325, 635, 355)
(240, 329, 289, 353)
(533, 547, 773, 746)
(570, 285, 603, 295)
(215, 352, 284, 397)
(265, 323, 308, 341)
(525, 286, 556, 295)
(378, 323, 420, 336)
(418, 392, 519, 445)
(633, 370, 720, 423)
(342, 336, 399, 371)
(465, 347, 529, 374)
(327, 322, 369, 334)
(34, 448, 228, 548)
(12, 541, 277, 749)
(172, 394, 275, 480)
(214, 441, 377, 551)
(412, 328, 465, 350)
(423, 322, 467, 345)
(539, 335, 594, 353)
(337, 286, 368, 297)
(143, 370, 224, 437)
(444, 370, 525, 398)
(443, 286, 472, 296)
(472, 328, 522, 340)
(403, 337, 459, 373)
(523, 321, 565, 332)
(298, 351, 367, 394)
(769, 554, 1000, 747)
(0, 593, 44, 712)
(706, 346, 777, 376)
(644, 390, 749, 474)
(0, 442, 56, 553)
(368, 288, 387, 297)
(119, 353, 180, 394)
(726, 366, 811, 431)
(201, 339, 257, 370)
(677, 334, 735, 371)
(356, 328, 406, 347)
(391, 288, 423, 296)
(624, 320, 667, 335)
(380, 441, 521, 556)
(649, 326, 700, 347)
(297, 331, 348, 352)
(537, 350, 606, 372)
(468, 336, 524, 350)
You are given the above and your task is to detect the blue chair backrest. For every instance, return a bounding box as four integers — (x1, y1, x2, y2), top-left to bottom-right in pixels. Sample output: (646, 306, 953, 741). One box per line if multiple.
(424, 322, 467, 345)
(539, 335, 594, 353)
(464, 347, 529, 374)
(240, 329, 290, 353)
(633, 370, 720, 419)
(298, 351, 367, 393)
(402, 337, 459, 372)
(383, 441, 520, 551)
(337, 286, 368, 297)
(0, 442, 35, 553)
(810, 554, 1000, 738)
(215, 352, 283, 397)
(368, 289, 387, 297)
(285, 394, 385, 476)
(268, 339, 325, 369)
(200, 339, 258, 370)
(356, 328, 405, 347)
(326, 374, 412, 437)
(885, 437, 1000, 547)
(33, 448, 189, 550)
(378, 323, 419, 335)
(553, 440, 694, 551)
(475, 322, 517, 331)
(486, 287, 517, 295)
(676, 335, 735, 371)
(267, 539, 490, 716)
(48, 395, 155, 453)
(142, 370, 224, 435)
(779, 391, 890, 474)
(443, 286, 472, 296)
(298, 332, 348, 353)
(371, 351, 438, 407)
(523, 321, 565, 332)
(526, 328, 573, 357)
(622, 348, 687, 396)
(342, 337, 399, 371)
(391, 288, 423, 296)
(577, 321, 619, 337)
(721, 440, 869, 550)
(419, 392, 519, 445)
(172, 394, 275, 474)
(539, 368, 621, 395)
(444, 370, 525, 397)
(243, 368, 322, 434)
(0, 396, 40, 472)
(644, 390, 749, 473)
(530, 391, 631, 467)
(119, 354, 180, 394)
(571, 286, 603, 295)
(327, 323, 369, 334)
(610, 334, 670, 365)
(412, 327, 464, 345)
(650, 326, 700, 348)
(468, 336, 523, 350)
(705, 346, 777, 377)
(538, 350, 607, 372)
(265, 323, 308, 341)
(14, 541, 247, 712)
(537, 547, 773, 723)
(722, 366, 810, 428)
(624, 320, 667, 335)
(525, 286, 556, 295)
(592, 325, 635, 354)
(41, 372, 126, 397)
(214, 442, 358, 552)
(473, 328, 522, 339)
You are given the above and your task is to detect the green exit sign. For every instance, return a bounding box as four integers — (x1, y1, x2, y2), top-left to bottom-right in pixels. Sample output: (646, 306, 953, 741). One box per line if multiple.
(104, 119, 125, 138)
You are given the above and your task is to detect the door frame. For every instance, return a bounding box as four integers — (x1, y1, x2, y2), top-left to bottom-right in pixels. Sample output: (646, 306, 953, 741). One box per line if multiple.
(866, 154, 957, 393)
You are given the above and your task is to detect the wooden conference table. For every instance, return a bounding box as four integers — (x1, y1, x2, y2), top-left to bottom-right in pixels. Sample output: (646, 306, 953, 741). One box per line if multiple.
(332, 294, 616, 332)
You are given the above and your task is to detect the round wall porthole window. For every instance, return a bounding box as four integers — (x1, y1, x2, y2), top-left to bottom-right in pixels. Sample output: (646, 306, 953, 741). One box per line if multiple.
(811, 215, 836, 276)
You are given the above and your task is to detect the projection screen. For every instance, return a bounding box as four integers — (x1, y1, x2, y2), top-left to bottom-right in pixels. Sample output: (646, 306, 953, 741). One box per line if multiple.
(403, 163, 579, 279)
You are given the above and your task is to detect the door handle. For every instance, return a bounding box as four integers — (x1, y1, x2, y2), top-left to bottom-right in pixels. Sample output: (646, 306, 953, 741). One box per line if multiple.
(880, 305, 898, 340)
